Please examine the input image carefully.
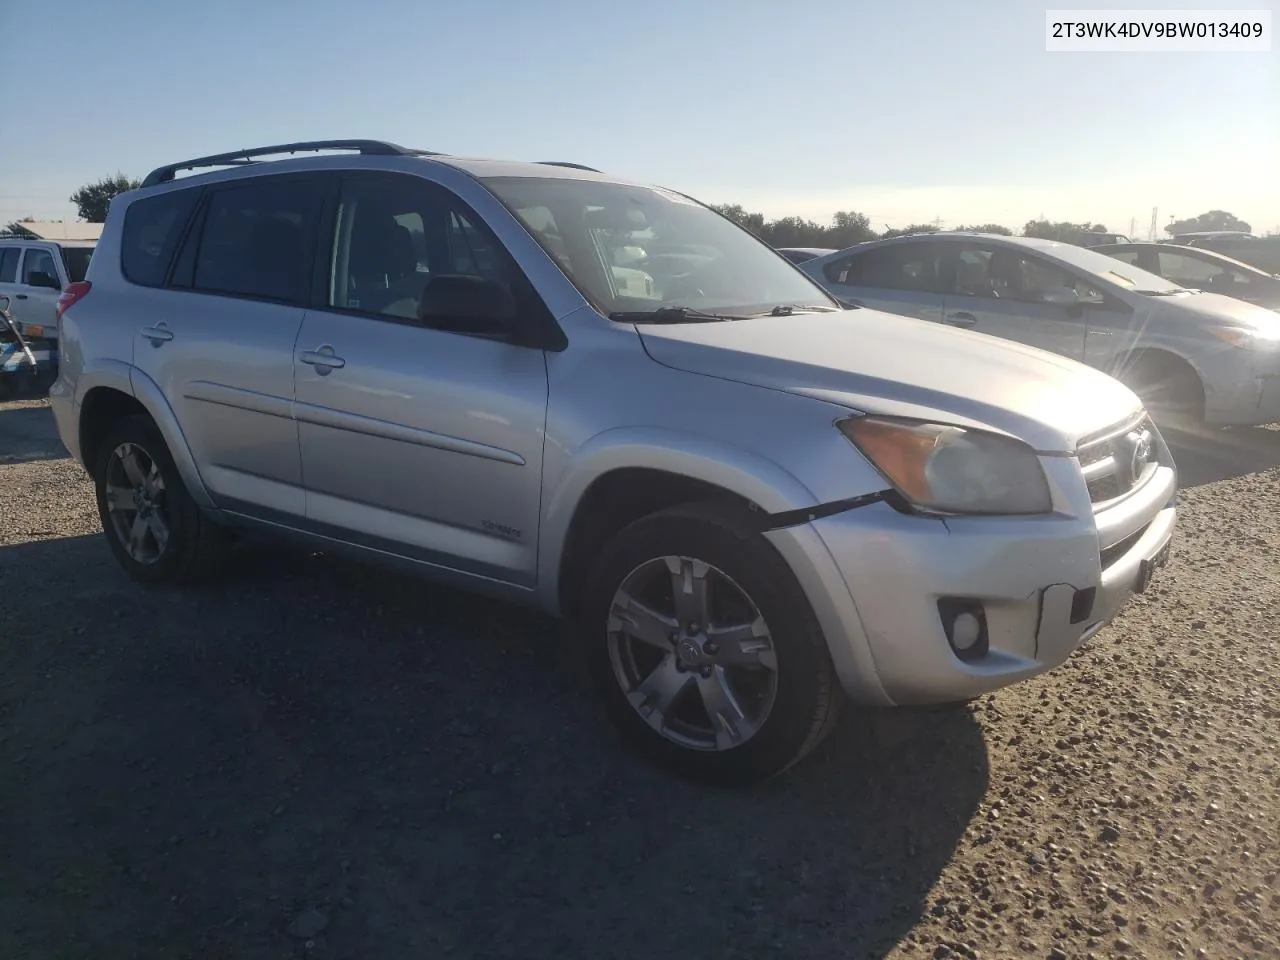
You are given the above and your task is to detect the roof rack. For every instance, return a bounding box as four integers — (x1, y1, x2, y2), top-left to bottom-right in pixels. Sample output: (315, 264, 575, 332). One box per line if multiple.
(140, 140, 432, 188)
(536, 161, 602, 173)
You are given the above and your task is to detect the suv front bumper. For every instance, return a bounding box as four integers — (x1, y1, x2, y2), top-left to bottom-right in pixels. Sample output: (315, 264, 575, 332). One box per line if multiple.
(766, 460, 1177, 706)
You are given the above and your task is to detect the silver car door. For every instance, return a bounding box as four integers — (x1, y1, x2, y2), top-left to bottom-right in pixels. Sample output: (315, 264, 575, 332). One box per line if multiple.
(294, 172, 550, 586)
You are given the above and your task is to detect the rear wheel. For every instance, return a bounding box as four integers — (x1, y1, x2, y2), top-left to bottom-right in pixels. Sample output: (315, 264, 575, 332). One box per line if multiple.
(93, 415, 229, 585)
(579, 502, 841, 784)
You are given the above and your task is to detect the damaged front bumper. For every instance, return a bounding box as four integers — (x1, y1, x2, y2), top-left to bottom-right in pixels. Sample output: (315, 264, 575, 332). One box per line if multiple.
(767, 454, 1177, 706)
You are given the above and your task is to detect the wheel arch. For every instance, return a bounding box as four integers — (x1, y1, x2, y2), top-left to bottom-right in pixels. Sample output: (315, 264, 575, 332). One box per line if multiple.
(78, 368, 216, 509)
(540, 428, 821, 617)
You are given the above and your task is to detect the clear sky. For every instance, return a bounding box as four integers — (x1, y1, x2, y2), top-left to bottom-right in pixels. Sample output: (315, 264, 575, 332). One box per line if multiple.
(2, 0, 1276, 236)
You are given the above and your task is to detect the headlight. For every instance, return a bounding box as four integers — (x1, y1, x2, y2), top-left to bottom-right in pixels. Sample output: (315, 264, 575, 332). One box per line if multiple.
(838, 416, 1052, 515)
(1210, 323, 1280, 347)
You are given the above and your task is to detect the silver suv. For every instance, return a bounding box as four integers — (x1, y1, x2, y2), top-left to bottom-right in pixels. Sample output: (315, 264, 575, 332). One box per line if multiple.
(50, 140, 1177, 783)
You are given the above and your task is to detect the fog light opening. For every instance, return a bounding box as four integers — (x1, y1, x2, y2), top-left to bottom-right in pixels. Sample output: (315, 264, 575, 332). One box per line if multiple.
(938, 598, 990, 663)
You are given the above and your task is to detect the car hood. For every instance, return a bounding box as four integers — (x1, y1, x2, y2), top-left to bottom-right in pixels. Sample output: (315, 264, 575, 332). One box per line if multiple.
(1149, 289, 1280, 322)
(636, 308, 1143, 453)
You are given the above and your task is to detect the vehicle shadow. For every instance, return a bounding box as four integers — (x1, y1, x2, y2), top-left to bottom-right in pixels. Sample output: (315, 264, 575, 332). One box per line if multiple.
(0, 533, 988, 960)
(0, 399, 65, 464)
(1163, 422, 1280, 487)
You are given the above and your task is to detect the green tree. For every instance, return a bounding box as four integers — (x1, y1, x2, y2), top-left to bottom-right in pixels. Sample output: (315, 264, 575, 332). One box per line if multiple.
(69, 173, 141, 223)
(955, 223, 1013, 235)
(880, 223, 939, 240)
(828, 210, 876, 247)
(709, 203, 766, 235)
(1, 217, 36, 238)
(1022, 220, 1108, 242)
(1165, 210, 1251, 236)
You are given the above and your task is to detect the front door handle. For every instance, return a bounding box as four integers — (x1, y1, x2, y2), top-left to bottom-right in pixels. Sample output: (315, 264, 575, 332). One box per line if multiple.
(14, 293, 28, 300)
(944, 313, 977, 328)
(140, 323, 174, 345)
(299, 345, 346, 375)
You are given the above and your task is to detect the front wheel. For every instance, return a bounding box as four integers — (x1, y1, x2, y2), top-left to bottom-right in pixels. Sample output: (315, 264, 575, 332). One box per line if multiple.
(579, 502, 842, 784)
(1120, 355, 1204, 429)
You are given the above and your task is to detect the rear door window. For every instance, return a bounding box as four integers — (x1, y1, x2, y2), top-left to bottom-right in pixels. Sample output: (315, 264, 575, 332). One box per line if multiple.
(122, 188, 201, 286)
(825, 244, 944, 293)
(190, 177, 325, 303)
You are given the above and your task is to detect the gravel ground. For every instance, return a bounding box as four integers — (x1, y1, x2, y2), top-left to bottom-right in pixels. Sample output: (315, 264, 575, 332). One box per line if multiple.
(1, 395, 1278, 960)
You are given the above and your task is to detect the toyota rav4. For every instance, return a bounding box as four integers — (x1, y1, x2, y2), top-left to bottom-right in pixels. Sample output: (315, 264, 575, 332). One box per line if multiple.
(49, 140, 1177, 783)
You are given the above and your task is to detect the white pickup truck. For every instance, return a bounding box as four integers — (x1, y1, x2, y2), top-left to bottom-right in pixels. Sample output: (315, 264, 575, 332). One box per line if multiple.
(0, 238, 96, 341)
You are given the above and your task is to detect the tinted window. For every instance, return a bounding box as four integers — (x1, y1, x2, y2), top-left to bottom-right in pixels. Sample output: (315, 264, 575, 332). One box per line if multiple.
(62, 247, 93, 283)
(122, 189, 200, 286)
(951, 245, 1105, 304)
(329, 176, 514, 325)
(825, 244, 943, 293)
(192, 178, 324, 303)
(1104, 249, 1142, 266)
(22, 249, 59, 286)
(0, 247, 19, 283)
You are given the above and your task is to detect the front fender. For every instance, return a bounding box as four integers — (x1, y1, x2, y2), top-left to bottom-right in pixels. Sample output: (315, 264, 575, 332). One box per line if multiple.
(535, 425, 824, 611)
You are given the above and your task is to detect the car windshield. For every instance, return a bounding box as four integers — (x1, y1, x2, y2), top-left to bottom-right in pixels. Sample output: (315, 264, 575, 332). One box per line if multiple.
(1044, 242, 1185, 293)
(61, 246, 94, 283)
(482, 176, 838, 318)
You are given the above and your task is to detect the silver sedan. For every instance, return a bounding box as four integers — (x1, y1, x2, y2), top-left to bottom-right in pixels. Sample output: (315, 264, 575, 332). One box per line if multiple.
(799, 233, 1280, 426)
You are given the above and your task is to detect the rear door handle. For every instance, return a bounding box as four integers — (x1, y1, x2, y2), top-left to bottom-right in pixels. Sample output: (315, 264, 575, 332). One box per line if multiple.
(299, 345, 346, 375)
(944, 313, 977, 328)
(140, 323, 174, 345)
(14, 293, 28, 300)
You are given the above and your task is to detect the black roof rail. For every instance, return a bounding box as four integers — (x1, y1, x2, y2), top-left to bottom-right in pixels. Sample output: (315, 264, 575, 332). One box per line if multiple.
(536, 161, 602, 173)
(141, 139, 432, 188)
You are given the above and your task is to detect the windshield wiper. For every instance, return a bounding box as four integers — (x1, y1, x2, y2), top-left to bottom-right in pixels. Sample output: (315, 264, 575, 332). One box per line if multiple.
(762, 303, 843, 316)
(1134, 289, 1185, 296)
(609, 306, 740, 324)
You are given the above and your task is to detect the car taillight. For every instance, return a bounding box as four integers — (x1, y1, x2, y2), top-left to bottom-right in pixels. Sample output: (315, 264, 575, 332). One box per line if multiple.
(56, 281, 92, 321)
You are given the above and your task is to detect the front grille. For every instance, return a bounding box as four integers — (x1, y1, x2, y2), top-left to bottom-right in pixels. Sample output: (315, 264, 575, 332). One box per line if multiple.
(1077, 415, 1159, 508)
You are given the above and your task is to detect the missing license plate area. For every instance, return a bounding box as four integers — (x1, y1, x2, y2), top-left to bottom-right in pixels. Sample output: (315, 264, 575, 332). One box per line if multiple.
(1135, 541, 1171, 594)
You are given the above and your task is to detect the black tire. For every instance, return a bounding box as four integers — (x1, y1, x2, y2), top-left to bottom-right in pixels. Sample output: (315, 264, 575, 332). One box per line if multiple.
(92, 414, 229, 585)
(579, 501, 842, 785)
(1120, 355, 1204, 429)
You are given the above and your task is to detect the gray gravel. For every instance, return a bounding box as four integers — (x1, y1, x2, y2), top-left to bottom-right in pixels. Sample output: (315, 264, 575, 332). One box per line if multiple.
(2, 396, 1279, 960)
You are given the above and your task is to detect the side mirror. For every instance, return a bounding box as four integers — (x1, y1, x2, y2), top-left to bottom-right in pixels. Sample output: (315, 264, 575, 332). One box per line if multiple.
(27, 271, 61, 291)
(418, 274, 518, 338)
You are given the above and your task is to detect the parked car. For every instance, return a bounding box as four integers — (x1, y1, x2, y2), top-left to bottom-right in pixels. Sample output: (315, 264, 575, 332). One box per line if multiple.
(1072, 232, 1132, 248)
(1095, 242, 1280, 311)
(800, 233, 1280, 427)
(51, 140, 1176, 784)
(0, 237, 95, 341)
(776, 247, 838, 265)
(1170, 235, 1280, 275)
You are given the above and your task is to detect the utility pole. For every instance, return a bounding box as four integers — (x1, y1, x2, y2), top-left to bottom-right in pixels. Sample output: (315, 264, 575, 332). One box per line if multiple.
(1148, 207, 1158, 241)
(1129, 217, 1136, 239)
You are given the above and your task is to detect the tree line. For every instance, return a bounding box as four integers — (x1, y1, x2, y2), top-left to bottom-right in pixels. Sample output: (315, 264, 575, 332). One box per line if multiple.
(710, 204, 1255, 248)
(1, 173, 1258, 248)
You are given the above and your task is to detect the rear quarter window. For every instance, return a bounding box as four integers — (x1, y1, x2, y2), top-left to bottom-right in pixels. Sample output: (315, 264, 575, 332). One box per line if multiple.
(121, 189, 201, 286)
